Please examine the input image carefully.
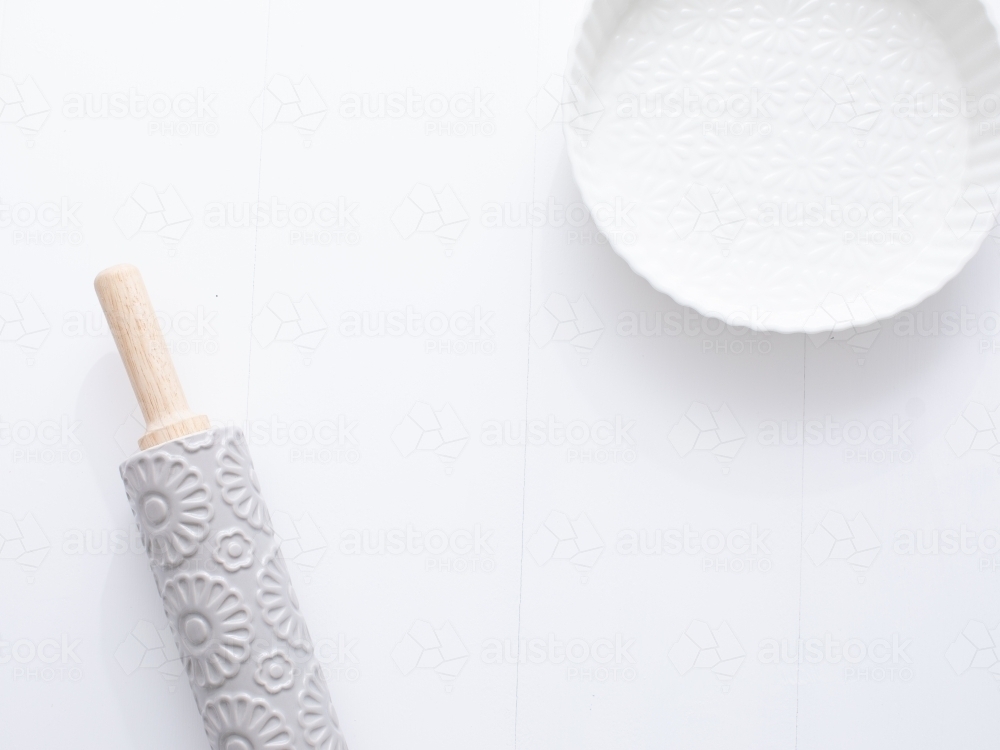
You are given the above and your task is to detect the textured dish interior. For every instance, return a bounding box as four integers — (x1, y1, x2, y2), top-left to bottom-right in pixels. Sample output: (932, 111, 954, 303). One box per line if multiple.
(566, 0, 1000, 331)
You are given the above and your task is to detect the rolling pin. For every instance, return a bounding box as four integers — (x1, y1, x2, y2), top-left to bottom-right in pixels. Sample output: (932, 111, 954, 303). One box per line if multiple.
(95, 264, 347, 750)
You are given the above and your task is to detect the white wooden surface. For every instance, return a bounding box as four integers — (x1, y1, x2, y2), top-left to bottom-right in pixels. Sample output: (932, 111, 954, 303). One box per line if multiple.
(2, 0, 1000, 747)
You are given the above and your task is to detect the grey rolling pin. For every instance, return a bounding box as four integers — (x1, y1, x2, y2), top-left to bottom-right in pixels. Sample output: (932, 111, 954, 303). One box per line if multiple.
(95, 263, 348, 750)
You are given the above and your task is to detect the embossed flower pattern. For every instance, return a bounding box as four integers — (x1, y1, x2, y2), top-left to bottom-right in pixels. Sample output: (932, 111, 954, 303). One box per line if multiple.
(906, 147, 962, 206)
(813, 2, 888, 63)
(693, 130, 767, 183)
(837, 142, 910, 204)
(743, 0, 820, 54)
(217, 432, 272, 532)
(254, 650, 296, 695)
(162, 572, 254, 689)
(565, 0, 989, 330)
(203, 694, 294, 750)
(612, 34, 659, 90)
(881, 8, 945, 73)
(258, 552, 313, 653)
(727, 55, 796, 118)
(122, 453, 213, 567)
(214, 528, 255, 573)
(654, 45, 726, 95)
(298, 663, 347, 750)
(671, 0, 745, 44)
(122, 431, 344, 747)
(762, 131, 844, 193)
(181, 430, 216, 453)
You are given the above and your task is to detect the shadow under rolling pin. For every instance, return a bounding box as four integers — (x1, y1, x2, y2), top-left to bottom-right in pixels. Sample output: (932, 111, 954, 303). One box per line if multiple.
(95, 263, 347, 750)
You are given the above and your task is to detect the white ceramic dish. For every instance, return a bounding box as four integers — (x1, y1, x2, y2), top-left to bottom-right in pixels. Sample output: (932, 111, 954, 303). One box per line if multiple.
(565, 0, 1000, 332)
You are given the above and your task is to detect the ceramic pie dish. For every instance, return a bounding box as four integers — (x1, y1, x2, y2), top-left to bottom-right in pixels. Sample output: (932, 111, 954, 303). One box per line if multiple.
(564, 0, 1000, 332)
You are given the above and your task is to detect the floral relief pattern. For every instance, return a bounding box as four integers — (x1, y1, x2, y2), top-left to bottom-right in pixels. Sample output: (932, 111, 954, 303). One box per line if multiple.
(813, 2, 888, 63)
(122, 429, 346, 750)
(217, 432, 272, 532)
(298, 663, 348, 750)
(726, 55, 795, 118)
(881, 7, 946, 73)
(743, 0, 819, 54)
(654, 46, 727, 95)
(254, 650, 296, 695)
(162, 572, 254, 689)
(671, 0, 745, 44)
(122, 453, 214, 567)
(565, 0, 993, 330)
(203, 694, 294, 750)
(258, 552, 313, 653)
(182, 430, 217, 453)
(214, 529, 255, 572)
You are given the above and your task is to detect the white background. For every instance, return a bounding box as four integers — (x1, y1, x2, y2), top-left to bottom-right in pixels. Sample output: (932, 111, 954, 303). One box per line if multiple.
(3, 0, 1000, 748)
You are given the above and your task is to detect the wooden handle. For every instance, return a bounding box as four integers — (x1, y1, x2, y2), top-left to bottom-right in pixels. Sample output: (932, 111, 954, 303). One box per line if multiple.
(94, 264, 210, 450)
